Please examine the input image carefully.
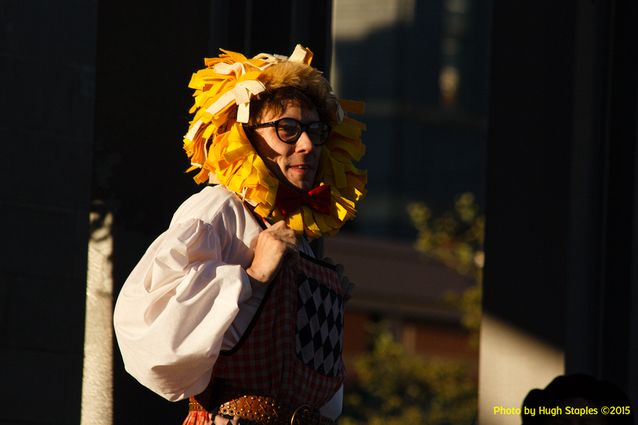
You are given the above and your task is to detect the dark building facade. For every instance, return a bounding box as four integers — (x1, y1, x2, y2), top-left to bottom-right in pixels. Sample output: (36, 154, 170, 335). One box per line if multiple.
(481, 0, 638, 421)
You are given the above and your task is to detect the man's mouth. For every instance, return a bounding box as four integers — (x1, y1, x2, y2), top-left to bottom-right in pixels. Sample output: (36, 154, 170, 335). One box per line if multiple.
(288, 164, 312, 170)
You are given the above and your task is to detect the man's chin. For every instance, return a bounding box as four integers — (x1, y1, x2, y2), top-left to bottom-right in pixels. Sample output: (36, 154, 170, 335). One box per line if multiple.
(284, 176, 314, 191)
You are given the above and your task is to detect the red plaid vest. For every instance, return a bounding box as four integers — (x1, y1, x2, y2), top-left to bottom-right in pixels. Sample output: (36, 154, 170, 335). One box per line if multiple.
(203, 253, 348, 410)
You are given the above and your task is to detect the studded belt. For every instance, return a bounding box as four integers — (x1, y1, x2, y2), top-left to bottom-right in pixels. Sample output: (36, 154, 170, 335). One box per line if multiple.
(188, 394, 336, 425)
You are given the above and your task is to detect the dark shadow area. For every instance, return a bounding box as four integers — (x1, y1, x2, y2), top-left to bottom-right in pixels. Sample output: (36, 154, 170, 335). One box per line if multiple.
(0, 0, 95, 421)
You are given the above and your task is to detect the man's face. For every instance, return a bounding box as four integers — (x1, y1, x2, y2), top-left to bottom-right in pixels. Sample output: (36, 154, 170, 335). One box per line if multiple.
(250, 102, 322, 191)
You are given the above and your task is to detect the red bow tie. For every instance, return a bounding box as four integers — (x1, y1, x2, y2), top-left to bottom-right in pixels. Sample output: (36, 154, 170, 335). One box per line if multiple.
(275, 184, 332, 216)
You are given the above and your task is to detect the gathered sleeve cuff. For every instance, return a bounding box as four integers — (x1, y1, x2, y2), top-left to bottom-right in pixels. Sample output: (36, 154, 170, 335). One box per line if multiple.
(113, 216, 253, 401)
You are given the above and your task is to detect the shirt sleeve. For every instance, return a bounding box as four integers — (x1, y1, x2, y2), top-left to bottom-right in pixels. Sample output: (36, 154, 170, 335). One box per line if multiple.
(113, 214, 254, 401)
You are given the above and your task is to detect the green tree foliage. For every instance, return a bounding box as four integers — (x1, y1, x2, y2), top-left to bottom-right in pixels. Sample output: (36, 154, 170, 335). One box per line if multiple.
(340, 323, 477, 425)
(408, 193, 484, 339)
(339, 193, 484, 424)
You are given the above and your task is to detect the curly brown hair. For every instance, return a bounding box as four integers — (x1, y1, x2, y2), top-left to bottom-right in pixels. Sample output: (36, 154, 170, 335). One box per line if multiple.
(249, 61, 339, 126)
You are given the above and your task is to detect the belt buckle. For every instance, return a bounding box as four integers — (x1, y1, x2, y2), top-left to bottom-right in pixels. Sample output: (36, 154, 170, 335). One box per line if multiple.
(290, 404, 312, 425)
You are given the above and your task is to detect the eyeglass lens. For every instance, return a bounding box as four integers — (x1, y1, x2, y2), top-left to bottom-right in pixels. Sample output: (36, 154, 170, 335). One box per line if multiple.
(276, 118, 329, 144)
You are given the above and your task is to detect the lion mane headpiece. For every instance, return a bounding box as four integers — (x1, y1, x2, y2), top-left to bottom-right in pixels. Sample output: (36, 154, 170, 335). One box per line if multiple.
(183, 44, 366, 239)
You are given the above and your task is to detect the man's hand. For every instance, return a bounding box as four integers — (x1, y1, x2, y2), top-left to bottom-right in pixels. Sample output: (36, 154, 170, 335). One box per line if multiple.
(246, 220, 298, 284)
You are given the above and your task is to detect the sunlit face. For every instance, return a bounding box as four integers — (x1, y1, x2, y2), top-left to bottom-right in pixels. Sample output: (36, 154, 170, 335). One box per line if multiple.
(250, 102, 322, 191)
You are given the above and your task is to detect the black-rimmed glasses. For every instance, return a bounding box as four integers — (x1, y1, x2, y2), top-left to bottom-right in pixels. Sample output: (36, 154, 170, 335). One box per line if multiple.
(244, 118, 331, 146)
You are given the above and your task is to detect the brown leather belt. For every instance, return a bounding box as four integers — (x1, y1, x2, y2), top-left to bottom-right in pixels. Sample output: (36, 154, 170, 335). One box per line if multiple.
(188, 394, 336, 425)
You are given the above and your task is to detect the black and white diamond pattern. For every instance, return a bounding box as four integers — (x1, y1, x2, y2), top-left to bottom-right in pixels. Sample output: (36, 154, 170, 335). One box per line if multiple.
(295, 277, 344, 376)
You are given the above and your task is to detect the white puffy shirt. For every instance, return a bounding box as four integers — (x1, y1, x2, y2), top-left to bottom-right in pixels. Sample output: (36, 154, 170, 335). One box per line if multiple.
(113, 185, 342, 418)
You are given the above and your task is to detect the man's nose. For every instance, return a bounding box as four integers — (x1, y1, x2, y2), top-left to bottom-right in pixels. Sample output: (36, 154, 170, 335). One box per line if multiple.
(295, 130, 315, 152)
